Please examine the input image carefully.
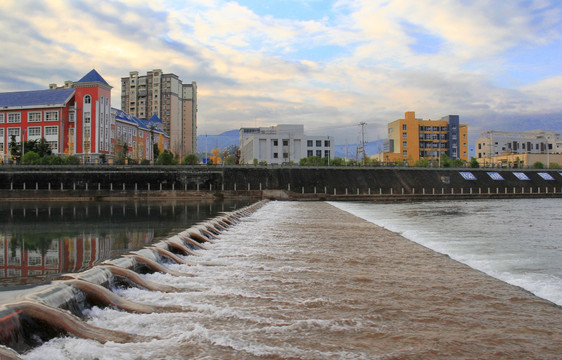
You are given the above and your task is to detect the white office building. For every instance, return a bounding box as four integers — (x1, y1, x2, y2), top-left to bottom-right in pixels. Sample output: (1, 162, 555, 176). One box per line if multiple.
(239, 124, 334, 164)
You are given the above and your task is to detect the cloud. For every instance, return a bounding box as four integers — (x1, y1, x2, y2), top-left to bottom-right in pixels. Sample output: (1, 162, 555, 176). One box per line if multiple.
(0, 0, 560, 150)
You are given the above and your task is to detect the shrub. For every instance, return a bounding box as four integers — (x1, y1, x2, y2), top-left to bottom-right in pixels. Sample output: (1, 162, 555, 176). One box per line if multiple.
(182, 154, 200, 165)
(470, 157, 480, 168)
(22, 151, 40, 165)
(532, 161, 544, 169)
(67, 155, 81, 165)
(548, 162, 560, 169)
(156, 151, 177, 165)
(140, 159, 151, 165)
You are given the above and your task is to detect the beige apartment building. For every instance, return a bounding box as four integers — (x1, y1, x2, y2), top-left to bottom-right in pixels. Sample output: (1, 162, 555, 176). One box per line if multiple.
(120, 69, 197, 158)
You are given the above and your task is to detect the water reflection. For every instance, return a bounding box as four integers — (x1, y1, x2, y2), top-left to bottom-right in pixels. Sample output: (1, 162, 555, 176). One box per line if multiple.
(0, 200, 252, 287)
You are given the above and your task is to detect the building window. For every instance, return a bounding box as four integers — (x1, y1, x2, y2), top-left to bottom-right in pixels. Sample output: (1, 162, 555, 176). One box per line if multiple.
(0, 114, 4, 123)
(282, 140, 289, 146)
(45, 126, 58, 136)
(324, 150, 330, 158)
(45, 111, 58, 122)
(84, 95, 91, 104)
(273, 153, 278, 158)
(48, 141, 58, 150)
(28, 112, 41, 122)
(84, 112, 91, 124)
(28, 127, 41, 137)
(324, 140, 330, 147)
(307, 150, 313, 157)
(7, 113, 21, 123)
(403, 150, 408, 156)
(402, 132, 407, 139)
(283, 152, 288, 159)
(307, 140, 313, 147)
(316, 150, 321, 157)
(402, 124, 407, 130)
(273, 140, 278, 146)
(316, 140, 321, 147)
(7, 128, 20, 137)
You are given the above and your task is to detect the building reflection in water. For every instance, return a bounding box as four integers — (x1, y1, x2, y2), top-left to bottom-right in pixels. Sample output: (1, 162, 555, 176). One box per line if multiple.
(0, 200, 251, 286)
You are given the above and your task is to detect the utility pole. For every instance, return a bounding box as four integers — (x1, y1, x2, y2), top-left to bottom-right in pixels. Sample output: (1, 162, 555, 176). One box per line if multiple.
(359, 122, 367, 165)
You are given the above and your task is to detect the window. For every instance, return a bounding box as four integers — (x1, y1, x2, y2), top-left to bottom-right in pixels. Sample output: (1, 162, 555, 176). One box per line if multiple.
(402, 132, 407, 139)
(316, 140, 321, 147)
(402, 141, 407, 148)
(84, 95, 91, 104)
(7, 128, 20, 137)
(307, 140, 313, 147)
(84, 112, 91, 124)
(48, 141, 58, 150)
(324, 140, 330, 147)
(45, 111, 58, 122)
(324, 150, 330, 158)
(283, 152, 288, 158)
(28, 112, 41, 122)
(273, 140, 278, 146)
(307, 150, 313, 157)
(402, 124, 407, 130)
(282, 140, 288, 146)
(273, 153, 278, 158)
(7, 113, 21, 123)
(0, 128, 3, 137)
(0, 114, 4, 123)
(403, 150, 408, 156)
(28, 127, 41, 137)
(316, 150, 321, 157)
(45, 126, 58, 136)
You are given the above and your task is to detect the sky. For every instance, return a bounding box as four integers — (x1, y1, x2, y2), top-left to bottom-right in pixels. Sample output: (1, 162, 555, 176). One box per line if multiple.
(0, 0, 561, 148)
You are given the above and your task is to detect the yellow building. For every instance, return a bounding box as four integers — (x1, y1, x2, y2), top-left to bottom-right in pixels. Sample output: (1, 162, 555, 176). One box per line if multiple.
(381, 111, 468, 164)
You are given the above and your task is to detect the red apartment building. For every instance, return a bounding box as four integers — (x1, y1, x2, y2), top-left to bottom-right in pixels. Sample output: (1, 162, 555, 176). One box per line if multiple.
(0, 70, 168, 164)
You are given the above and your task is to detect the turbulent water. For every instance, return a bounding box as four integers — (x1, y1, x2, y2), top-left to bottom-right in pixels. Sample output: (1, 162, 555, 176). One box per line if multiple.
(331, 198, 562, 306)
(20, 200, 562, 359)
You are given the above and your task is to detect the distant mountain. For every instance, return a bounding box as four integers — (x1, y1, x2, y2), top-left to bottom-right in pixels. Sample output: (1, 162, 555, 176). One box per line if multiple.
(334, 139, 385, 159)
(197, 130, 239, 153)
(197, 129, 385, 158)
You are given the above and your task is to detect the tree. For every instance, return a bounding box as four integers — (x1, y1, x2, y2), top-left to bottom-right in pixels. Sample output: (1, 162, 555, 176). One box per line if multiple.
(153, 143, 160, 160)
(414, 158, 430, 167)
(549, 162, 561, 169)
(156, 150, 177, 165)
(182, 153, 200, 165)
(210, 148, 222, 165)
(9, 135, 20, 163)
(469, 157, 480, 168)
(22, 151, 40, 165)
(440, 153, 452, 167)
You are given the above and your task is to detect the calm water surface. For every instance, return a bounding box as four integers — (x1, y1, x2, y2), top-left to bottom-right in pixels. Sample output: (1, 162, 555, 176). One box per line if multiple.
(0, 200, 252, 288)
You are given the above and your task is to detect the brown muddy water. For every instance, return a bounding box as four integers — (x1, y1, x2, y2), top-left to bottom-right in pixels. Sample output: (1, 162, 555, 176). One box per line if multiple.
(22, 201, 562, 359)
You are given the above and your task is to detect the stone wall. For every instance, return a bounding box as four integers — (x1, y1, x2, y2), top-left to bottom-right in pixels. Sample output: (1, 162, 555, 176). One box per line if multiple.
(0, 165, 561, 199)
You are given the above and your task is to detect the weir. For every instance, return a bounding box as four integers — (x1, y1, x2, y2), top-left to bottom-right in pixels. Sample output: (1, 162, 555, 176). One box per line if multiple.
(0, 200, 267, 358)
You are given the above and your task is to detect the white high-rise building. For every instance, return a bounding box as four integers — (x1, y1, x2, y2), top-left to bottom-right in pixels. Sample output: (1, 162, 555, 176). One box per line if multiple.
(239, 124, 334, 164)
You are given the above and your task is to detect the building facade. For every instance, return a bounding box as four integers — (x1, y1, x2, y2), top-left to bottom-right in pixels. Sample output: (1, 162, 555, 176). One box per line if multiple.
(239, 124, 334, 164)
(475, 130, 562, 167)
(382, 111, 468, 163)
(0, 70, 168, 164)
(120, 69, 197, 159)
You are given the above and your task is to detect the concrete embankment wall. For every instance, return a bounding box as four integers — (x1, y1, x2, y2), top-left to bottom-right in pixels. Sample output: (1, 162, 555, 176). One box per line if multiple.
(0, 165, 561, 200)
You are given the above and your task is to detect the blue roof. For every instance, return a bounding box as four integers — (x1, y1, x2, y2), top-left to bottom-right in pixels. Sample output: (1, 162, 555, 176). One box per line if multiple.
(112, 108, 168, 136)
(148, 114, 162, 123)
(0, 88, 75, 108)
(77, 69, 110, 86)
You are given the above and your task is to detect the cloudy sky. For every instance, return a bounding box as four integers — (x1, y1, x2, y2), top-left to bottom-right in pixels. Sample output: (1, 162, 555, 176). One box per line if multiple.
(0, 0, 561, 147)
